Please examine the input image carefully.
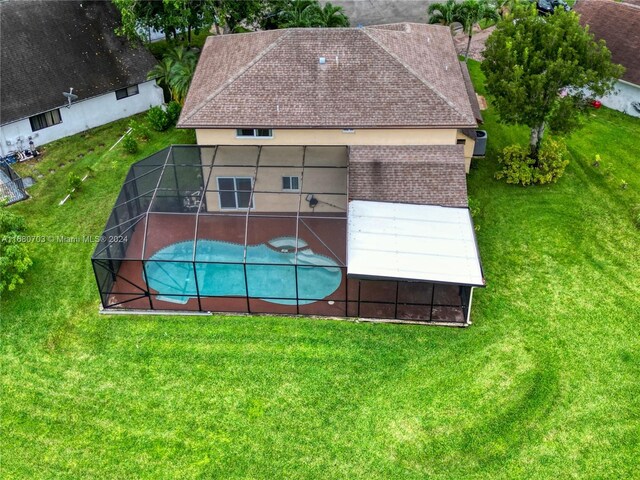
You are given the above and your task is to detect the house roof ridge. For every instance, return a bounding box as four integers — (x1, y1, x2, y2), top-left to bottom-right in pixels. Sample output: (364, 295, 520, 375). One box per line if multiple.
(361, 27, 475, 125)
(366, 22, 431, 29)
(181, 30, 292, 125)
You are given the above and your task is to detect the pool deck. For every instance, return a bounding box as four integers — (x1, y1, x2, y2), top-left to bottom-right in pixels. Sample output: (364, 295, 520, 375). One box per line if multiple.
(101, 212, 466, 324)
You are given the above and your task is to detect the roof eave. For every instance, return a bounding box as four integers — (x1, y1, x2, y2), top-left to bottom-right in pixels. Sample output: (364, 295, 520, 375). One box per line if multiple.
(177, 122, 478, 130)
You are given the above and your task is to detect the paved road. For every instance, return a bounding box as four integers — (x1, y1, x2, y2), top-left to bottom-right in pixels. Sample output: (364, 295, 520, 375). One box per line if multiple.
(323, 0, 433, 26)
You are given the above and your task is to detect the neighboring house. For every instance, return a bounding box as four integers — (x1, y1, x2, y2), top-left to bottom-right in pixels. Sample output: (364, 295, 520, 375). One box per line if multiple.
(0, 1, 164, 156)
(93, 23, 485, 326)
(574, 0, 640, 117)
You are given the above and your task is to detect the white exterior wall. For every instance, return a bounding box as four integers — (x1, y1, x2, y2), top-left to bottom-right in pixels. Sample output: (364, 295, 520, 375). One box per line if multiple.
(598, 80, 640, 118)
(0, 80, 163, 155)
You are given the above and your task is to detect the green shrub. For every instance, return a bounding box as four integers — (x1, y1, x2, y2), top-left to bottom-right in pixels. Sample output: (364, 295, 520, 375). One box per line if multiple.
(166, 101, 182, 126)
(147, 106, 170, 131)
(67, 173, 82, 193)
(122, 134, 139, 154)
(495, 139, 569, 186)
(128, 119, 151, 141)
(495, 144, 534, 185)
(0, 207, 32, 294)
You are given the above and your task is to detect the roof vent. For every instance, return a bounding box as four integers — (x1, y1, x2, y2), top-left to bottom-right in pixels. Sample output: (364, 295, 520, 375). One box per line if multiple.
(319, 57, 326, 64)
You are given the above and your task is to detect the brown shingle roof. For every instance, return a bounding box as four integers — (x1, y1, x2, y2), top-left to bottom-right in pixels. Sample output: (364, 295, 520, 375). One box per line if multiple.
(574, 0, 640, 85)
(179, 23, 477, 129)
(348, 145, 468, 207)
(459, 61, 483, 123)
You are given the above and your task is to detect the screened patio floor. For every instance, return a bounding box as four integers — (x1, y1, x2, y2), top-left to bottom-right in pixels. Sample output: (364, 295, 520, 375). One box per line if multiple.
(93, 145, 470, 325)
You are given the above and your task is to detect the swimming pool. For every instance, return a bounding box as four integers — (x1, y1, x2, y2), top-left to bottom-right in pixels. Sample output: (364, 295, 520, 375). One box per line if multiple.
(145, 239, 342, 305)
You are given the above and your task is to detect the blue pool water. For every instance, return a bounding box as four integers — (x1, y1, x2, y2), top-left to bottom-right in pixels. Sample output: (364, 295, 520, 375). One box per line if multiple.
(145, 239, 342, 305)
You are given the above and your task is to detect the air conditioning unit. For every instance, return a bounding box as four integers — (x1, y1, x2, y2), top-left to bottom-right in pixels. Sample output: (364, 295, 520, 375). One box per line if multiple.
(473, 130, 487, 157)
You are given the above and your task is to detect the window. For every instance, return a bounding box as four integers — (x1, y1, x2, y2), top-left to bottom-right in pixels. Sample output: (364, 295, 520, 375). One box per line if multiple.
(457, 139, 466, 145)
(236, 128, 272, 138)
(115, 85, 139, 100)
(217, 177, 254, 209)
(29, 109, 62, 131)
(282, 176, 300, 191)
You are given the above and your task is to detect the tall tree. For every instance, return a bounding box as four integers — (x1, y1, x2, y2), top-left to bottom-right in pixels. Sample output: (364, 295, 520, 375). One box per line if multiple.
(162, 0, 216, 44)
(482, 9, 624, 157)
(456, 0, 499, 61)
(428, 0, 498, 61)
(113, 0, 216, 42)
(147, 56, 176, 101)
(169, 60, 197, 104)
(147, 46, 197, 104)
(279, 0, 321, 28)
(427, 0, 460, 25)
(205, 0, 266, 33)
(262, 0, 350, 29)
(113, 0, 166, 41)
(315, 2, 349, 27)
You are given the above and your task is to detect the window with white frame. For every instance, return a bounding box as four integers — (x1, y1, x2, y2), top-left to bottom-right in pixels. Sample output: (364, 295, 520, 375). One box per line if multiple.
(29, 109, 62, 131)
(115, 84, 139, 100)
(282, 176, 300, 191)
(217, 177, 254, 209)
(236, 128, 272, 138)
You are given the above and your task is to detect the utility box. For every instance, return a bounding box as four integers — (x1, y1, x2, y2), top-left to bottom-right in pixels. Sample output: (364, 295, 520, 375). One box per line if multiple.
(473, 130, 487, 157)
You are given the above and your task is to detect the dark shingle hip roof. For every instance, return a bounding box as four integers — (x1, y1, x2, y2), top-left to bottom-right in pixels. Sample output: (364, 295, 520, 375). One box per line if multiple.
(179, 23, 478, 129)
(0, 0, 158, 125)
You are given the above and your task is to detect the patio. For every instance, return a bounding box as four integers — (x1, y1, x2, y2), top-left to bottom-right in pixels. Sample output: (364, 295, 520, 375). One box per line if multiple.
(92, 145, 477, 325)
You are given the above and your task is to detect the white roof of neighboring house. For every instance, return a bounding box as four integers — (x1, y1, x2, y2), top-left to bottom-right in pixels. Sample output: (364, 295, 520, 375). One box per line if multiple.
(347, 200, 484, 286)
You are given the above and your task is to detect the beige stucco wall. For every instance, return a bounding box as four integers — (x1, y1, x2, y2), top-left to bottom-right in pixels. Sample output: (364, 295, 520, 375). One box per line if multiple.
(456, 131, 477, 173)
(198, 145, 347, 214)
(196, 127, 476, 172)
(196, 128, 458, 146)
(204, 168, 346, 213)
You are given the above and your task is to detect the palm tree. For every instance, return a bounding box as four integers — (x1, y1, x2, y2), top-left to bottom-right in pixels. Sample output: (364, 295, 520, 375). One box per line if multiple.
(166, 45, 197, 67)
(315, 2, 349, 27)
(456, 0, 499, 62)
(279, 0, 321, 28)
(427, 0, 461, 25)
(169, 60, 197, 105)
(147, 57, 175, 102)
(148, 46, 198, 104)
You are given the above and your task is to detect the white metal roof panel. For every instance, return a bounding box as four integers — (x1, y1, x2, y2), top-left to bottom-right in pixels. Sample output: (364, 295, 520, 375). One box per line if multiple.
(347, 200, 484, 286)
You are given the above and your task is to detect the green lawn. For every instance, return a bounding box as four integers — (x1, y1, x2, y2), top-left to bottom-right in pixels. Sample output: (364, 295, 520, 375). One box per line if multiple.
(2, 66, 639, 478)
